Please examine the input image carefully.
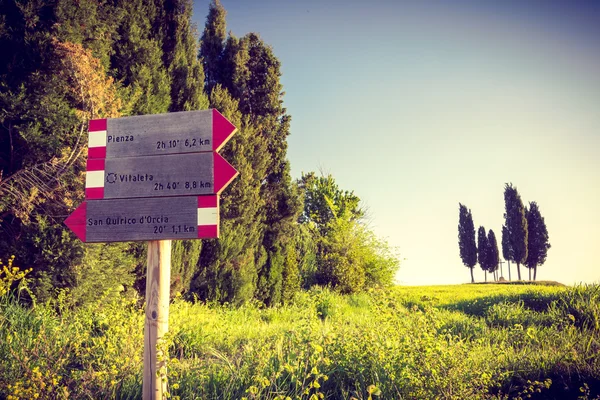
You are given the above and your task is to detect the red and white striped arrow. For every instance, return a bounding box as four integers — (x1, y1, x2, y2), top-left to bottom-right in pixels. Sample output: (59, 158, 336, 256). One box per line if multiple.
(88, 109, 236, 159)
(84, 152, 238, 200)
(64, 195, 220, 242)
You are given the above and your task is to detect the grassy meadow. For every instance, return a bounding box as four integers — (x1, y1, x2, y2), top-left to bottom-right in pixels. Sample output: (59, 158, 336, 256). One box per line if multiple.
(1, 280, 599, 399)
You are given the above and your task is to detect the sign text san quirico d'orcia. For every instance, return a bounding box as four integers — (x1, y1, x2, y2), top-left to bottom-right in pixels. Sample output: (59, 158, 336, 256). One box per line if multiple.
(65, 195, 220, 242)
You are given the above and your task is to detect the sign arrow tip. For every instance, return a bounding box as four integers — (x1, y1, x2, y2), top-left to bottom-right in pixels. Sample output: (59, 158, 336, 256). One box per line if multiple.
(212, 109, 237, 152)
(214, 153, 239, 194)
(65, 202, 87, 242)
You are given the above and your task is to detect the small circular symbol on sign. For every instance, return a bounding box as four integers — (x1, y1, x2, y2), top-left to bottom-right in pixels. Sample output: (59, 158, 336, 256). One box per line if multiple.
(106, 173, 117, 184)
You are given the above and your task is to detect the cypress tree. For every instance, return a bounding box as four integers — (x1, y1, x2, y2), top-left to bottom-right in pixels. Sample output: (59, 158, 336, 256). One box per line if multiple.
(501, 224, 512, 281)
(198, 2, 302, 305)
(503, 183, 528, 280)
(111, 0, 171, 115)
(159, 0, 210, 295)
(163, 0, 210, 112)
(477, 226, 488, 282)
(191, 85, 265, 304)
(255, 162, 302, 305)
(200, 0, 226, 93)
(236, 33, 302, 304)
(525, 202, 550, 281)
(196, 4, 258, 304)
(458, 204, 477, 283)
(110, 0, 193, 296)
(487, 229, 500, 282)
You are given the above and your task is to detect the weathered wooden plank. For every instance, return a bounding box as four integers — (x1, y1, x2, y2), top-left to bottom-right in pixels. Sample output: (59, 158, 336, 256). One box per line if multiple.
(88, 109, 237, 159)
(64, 196, 219, 242)
(143, 240, 170, 400)
(85, 152, 238, 200)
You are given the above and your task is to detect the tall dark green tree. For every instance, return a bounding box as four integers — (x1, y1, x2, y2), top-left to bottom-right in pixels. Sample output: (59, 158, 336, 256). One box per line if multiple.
(477, 226, 488, 282)
(501, 224, 512, 281)
(458, 204, 477, 283)
(525, 202, 550, 281)
(200, 0, 226, 93)
(163, 0, 209, 112)
(503, 183, 528, 280)
(111, 0, 171, 115)
(487, 229, 500, 282)
(196, 8, 263, 304)
(159, 0, 210, 295)
(191, 86, 264, 305)
(198, 6, 303, 305)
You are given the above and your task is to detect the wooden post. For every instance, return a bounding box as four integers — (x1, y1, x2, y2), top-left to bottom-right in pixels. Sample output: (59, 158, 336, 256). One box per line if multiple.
(143, 240, 171, 400)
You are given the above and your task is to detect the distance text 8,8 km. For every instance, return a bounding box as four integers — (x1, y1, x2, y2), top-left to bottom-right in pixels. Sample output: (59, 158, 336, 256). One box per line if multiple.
(153, 181, 211, 191)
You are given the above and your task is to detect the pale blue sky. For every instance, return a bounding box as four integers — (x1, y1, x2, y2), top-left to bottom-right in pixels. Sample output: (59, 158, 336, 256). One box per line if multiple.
(193, 0, 600, 285)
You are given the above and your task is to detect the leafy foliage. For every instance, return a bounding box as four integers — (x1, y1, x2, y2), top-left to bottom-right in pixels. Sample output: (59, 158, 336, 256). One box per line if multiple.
(299, 172, 363, 228)
(1, 0, 401, 307)
(0, 16, 126, 301)
(298, 173, 398, 293)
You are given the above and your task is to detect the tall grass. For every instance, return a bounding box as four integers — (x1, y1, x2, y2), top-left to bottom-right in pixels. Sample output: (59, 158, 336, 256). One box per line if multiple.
(0, 275, 599, 399)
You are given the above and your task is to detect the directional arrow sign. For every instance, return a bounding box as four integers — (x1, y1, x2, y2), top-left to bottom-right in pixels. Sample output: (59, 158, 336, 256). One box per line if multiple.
(85, 152, 238, 200)
(88, 109, 236, 159)
(65, 195, 220, 242)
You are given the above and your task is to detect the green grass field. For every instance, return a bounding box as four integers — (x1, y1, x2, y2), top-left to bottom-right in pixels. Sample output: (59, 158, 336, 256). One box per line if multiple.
(1, 283, 599, 399)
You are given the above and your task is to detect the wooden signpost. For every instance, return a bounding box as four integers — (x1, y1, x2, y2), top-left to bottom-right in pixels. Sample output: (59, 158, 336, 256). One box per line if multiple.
(64, 110, 238, 400)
